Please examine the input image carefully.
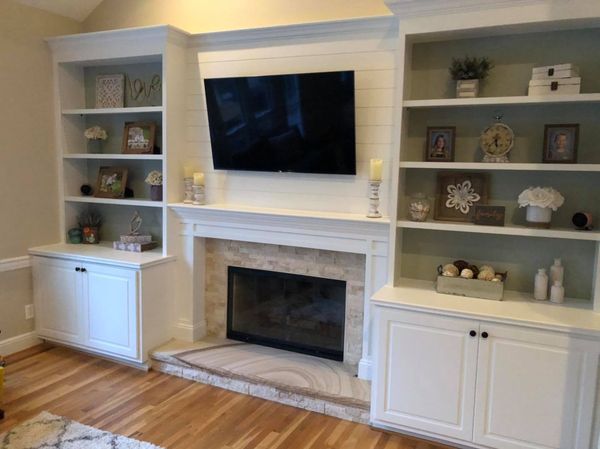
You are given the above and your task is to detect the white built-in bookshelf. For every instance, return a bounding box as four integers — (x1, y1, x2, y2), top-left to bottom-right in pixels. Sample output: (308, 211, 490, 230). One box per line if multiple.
(387, 23, 600, 316)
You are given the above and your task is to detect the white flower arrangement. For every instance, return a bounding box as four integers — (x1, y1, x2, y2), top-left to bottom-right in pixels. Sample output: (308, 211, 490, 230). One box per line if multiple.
(144, 170, 163, 186)
(84, 126, 108, 140)
(518, 187, 564, 211)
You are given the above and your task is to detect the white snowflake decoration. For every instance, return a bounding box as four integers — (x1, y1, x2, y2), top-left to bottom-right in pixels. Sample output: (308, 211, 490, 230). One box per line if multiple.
(445, 180, 481, 214)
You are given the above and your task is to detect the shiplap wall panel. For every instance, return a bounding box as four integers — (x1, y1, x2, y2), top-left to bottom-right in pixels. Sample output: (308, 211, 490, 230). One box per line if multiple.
(185, 24, 397, 215)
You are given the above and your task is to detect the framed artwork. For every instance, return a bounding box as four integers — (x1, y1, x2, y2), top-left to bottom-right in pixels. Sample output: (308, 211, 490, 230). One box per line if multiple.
(95, 166, 128, 198)
(95, 74, 124, 108)
(426, 126, 456, 162)
(434, 172, 488, 222)
(122, 122, 156, 154)
(543, 124, 578, 163)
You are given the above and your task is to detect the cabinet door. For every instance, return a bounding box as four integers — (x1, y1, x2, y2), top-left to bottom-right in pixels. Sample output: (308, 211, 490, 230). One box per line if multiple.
(32, 257, 83, 343)
(473, 324, 599, 449)
(373, 307, 480, 441)
(82, 263, 139, 359)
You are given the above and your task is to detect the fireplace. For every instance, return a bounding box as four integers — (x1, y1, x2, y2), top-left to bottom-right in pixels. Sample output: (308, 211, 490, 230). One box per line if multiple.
(227, 266, 346, 361)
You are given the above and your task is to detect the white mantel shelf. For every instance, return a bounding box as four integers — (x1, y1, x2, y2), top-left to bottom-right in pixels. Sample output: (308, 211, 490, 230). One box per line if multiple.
(169, 203, 390, 255)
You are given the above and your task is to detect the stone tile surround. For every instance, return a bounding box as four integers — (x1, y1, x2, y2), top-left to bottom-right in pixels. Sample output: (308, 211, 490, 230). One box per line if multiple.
(204, 239, 366, 365)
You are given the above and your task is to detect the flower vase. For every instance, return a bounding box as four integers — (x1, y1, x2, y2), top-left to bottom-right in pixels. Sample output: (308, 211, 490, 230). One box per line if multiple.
(526, 206, 552, 228)
(88, 139, 102, 154)
(82, 227, 99, 244)
(456, 79, 480, 98)
(150, 185, 163, 201)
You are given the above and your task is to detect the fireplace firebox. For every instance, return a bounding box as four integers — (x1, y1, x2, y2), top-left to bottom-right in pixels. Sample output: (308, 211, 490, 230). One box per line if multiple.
(227, 266, 346, 361)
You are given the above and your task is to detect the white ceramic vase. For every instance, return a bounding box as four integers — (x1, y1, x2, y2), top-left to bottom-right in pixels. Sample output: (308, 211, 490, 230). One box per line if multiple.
(526, 205, 552, 228)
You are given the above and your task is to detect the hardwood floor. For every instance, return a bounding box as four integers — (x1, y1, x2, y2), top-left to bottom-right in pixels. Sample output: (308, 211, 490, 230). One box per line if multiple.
(0, 346, 455, 449)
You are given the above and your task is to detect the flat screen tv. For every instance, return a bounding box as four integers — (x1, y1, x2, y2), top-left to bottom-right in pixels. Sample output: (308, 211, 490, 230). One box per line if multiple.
(204, 71, 356, 175)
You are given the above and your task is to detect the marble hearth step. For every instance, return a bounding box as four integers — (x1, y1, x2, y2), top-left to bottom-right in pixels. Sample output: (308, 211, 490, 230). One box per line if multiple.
(151, 338, 371, 424)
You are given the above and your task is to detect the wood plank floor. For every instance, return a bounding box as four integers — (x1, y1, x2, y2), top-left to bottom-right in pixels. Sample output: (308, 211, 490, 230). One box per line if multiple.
(0, 346, 456, 449)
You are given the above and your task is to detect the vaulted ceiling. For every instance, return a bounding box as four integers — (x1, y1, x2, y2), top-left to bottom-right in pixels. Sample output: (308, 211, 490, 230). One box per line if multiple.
(14, 0, 103, 21)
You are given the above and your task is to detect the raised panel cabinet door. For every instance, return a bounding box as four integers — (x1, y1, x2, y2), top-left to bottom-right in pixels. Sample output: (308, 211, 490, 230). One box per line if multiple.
(473, 324, 599, 449)
(373, 307, 480, 441)
(82, 263, 139, 359)
(32, 257, 83, 343)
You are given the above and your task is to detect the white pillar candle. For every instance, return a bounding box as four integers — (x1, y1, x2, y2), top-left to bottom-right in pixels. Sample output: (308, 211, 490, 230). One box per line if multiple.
(193, 172, 205, 186)
(183, 166, 194, 179)
(369, 159, 383, 181)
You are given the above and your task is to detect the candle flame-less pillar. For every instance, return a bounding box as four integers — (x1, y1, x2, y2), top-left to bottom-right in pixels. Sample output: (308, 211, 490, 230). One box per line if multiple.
(183, 166, 194, 204)
(367, 159, 383, 218)
(192, 172, 206, 205)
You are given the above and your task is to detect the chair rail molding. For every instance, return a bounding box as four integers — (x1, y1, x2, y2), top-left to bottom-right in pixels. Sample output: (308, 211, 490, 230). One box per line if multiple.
(0, 255, 31, 273)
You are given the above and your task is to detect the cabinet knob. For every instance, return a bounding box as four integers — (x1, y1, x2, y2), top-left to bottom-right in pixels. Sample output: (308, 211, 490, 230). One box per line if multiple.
(469, 330, 477, 337)
(481, 331, 489, 339)
(75, 267, 81, 272)
(81, 267, 87, 273)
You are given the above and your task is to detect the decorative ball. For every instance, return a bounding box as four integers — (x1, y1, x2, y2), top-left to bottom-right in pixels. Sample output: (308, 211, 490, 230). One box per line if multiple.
(480, 265, 495, 275)
(478, 270, 495, 281)
(491, 278, 501, 282)
(469, 265, 480, 278)
(460, 268, 474, 279)
(494, 274, 504, 281)
(80, 184, 93, 196)
(454, 260, 470, 272)
(442, 264, 459, 277)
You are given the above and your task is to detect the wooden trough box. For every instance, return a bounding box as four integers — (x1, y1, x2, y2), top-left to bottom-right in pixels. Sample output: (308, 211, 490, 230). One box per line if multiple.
(436, 267, 506, 301)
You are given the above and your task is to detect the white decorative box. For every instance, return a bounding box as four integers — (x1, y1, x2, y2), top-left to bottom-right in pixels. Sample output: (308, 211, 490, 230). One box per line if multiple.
(120, 234, 152, 244)
(436, 275, 504, 301)
(113, 241, 158, 252)
(528, 77, 581, 96)
(531, 63, 579, 80)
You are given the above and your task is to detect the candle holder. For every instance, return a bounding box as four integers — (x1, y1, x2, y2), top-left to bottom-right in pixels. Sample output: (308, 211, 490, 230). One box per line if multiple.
(367, 181, 382, 218)
(192, 185, 206, 205)
(183, 177, 194, 203)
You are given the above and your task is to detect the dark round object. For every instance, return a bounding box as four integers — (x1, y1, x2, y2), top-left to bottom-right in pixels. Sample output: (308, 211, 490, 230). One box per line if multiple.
(124, 187, 134, 198)
(453, 259, 470, 272)
(469, 330, 477, 337)
(80, 184, 92, 196)
(481, 331, 489, 339)
(469, 265, 480, 279)
(572, 212, 591, 230)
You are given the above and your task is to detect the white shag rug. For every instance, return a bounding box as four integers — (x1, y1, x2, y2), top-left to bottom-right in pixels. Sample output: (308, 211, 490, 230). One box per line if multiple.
(0, 412, 163, 449)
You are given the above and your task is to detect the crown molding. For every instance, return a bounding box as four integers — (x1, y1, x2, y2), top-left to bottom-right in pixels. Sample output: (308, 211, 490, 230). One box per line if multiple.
(384, 0, 548, 17)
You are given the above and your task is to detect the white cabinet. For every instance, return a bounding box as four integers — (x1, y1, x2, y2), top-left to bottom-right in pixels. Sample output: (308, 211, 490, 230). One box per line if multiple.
(372, 306, 600, 449)
(473, 324, 598, 449)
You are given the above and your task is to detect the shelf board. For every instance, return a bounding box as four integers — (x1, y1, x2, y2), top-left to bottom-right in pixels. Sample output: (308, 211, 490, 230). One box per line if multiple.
(64, 153, 164, 160)
(372, 279, 599, 336)
(65, 196, 164, 208)
(403, 93, 600, 109)
(397, 220, 600, 241)
(398, 162, 600, 172)
(62, 106, 163, 115)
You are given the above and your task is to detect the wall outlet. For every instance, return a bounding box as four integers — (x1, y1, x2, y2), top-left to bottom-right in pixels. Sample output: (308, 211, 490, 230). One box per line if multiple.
(25, 304, 34, 320)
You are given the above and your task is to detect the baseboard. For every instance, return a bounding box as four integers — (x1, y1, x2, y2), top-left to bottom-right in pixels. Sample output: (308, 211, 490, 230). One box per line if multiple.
(0, 331, 41, 355)
(358, 357, 373, 380)
(0, 255, 31, 273)
(172, 320, 207, 342)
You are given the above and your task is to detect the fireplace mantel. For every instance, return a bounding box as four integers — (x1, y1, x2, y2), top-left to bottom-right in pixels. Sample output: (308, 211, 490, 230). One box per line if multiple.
(169, 203, 390, 379)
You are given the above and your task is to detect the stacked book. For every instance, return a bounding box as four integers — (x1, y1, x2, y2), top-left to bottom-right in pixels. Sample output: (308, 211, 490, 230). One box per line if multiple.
(528, 63, 581, 96)
(113, 234, 158, 252)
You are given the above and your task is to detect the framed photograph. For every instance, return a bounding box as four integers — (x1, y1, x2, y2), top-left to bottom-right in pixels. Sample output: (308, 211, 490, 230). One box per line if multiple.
(95, 74, 124, 109)
(543, 124, 578, 163)
(434, 172, 488, 222)
(95, 166, 128, 198)
(122, 122, 156, 154)
(426, 126, 456, 162)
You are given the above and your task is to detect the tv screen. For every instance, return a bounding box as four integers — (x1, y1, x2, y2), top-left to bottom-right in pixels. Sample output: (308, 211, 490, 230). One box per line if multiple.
(204, 71, 356, 175)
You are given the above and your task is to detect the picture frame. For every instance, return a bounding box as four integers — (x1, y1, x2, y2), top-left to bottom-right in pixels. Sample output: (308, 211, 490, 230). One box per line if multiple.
(122, 122, 156, 154)
(434, 172, 488, 222)
(543, 124, 578, 163)
(95, 166, 128, 198)
(426, 126, 456, 162)
(95, 74, 124, 109)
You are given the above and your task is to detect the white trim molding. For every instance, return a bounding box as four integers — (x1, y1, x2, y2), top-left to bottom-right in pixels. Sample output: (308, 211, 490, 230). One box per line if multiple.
(0, 255, 31, 273)
(0, 331, 41, 355)
(384, 0, 548, 17)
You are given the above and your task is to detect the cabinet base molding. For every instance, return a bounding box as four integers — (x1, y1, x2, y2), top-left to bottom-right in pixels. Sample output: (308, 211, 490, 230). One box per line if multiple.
(40, 338, 150, 371)
(358, 357, 373, 380)
(0, 332, 41, 355)
(371, 420, 479, 449)
(172, 320, 207, 342)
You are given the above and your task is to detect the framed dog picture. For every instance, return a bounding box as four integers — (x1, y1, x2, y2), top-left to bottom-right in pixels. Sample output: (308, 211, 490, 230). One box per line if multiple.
(426, 127, 456, 162)
(95, 166, 128, 198)
(122, 122, 156, 154)
(435, 172, 488, 222)
(543, 124, 578, 163)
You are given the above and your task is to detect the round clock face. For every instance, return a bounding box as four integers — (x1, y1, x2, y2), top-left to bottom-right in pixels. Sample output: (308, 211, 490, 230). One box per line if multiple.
(480, 123, 514, 157)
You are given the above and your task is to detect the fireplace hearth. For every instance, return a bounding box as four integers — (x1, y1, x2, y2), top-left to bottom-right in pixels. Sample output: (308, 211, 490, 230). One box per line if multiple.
(227, 266, 346, 361)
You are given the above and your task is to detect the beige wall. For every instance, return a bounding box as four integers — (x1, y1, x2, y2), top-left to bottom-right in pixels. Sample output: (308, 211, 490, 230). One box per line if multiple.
(0, 0, 80, 344)
(83, 0, 390, 33)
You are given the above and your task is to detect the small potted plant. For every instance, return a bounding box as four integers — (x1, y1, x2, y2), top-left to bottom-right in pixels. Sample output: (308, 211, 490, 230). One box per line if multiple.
(78, 211, 103, 244)
(518, 186, 564, 228)
(145, 170, 163, 201)
(84, 125, 108, 152)
(449, 56, 493, 98)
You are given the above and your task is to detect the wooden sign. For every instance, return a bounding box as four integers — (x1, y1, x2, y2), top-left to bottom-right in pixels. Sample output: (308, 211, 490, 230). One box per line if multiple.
(473, 205, 505, 226)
